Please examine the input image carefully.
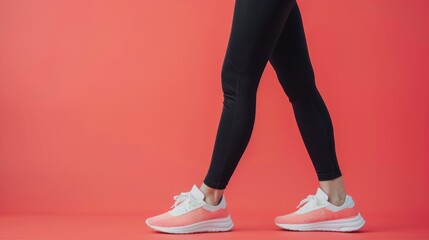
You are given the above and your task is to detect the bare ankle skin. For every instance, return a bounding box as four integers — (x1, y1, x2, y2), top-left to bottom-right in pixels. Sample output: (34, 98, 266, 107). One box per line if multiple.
(199, 182, 224, 206)
(319, 176, 347, 206)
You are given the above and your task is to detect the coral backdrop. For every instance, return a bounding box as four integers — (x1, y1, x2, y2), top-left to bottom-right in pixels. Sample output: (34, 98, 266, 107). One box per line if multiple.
(0, 0, 428, 225)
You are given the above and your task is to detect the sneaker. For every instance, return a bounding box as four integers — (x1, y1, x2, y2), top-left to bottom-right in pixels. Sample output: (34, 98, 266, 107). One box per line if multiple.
(275, 188, 365, 232)
(145, 184, 234, 234)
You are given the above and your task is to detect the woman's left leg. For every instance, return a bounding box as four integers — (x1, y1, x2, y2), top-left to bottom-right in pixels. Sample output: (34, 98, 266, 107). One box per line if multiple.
(269, 2, 365, 232)
(269, 2, 343, 186)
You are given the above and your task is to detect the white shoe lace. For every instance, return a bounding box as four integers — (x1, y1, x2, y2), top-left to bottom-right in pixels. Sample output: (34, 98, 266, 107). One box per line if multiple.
(170, 192, 191, 208)
(170, 191, 201, 210)
(296, 194, 325, 209)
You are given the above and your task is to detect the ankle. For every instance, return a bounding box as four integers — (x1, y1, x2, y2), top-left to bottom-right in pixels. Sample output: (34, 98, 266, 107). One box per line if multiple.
(327, 195, 346, 206)
(319, 176, 347, 206)
(204, 195, 222, 206)
(199, 182, 224, 206)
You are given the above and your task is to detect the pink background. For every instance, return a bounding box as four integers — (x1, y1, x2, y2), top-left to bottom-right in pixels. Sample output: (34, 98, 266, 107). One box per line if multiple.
(0, 0, 428, 225)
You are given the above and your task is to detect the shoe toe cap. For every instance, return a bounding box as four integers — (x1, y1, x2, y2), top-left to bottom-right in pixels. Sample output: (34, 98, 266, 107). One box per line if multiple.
(274, 215, 284, 224)
(145, 214, 162, 226)
(275, 213, 295, 224)
(146, 212, 173, 227)
(145, 216, 157, 227)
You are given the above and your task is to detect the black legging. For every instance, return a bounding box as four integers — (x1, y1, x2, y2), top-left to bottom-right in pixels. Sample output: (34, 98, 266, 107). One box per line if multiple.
(203, 0, 342, 190)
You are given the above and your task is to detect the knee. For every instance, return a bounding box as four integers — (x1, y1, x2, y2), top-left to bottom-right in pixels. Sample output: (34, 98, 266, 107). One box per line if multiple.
(283, 67, 317, 103)
(220, 56, 259, 103)
(221, 57, 239, 102)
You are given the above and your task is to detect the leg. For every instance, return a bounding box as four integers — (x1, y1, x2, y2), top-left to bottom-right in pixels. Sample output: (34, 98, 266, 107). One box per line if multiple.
(268, 2, 345, 204)
(202, 0, 298, 198)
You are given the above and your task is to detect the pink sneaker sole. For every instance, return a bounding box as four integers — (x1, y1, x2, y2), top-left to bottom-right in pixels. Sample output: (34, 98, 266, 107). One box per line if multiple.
(276, 213, 365, 232)
(146, 214, 234, 234)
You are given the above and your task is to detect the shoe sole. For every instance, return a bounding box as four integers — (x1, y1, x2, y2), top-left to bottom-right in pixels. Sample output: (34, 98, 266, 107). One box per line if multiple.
(276, 213, 366, 232)
(146, 214, 234, 234)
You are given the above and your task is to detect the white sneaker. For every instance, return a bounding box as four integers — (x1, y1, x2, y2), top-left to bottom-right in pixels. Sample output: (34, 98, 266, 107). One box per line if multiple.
(145, 184, 234, 234)
(275, 188, 365, 232)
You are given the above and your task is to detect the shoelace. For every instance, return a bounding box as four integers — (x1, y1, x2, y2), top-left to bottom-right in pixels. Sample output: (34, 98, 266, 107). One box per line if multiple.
(296, 194, 324, 209)
(170, 191, 193, 209)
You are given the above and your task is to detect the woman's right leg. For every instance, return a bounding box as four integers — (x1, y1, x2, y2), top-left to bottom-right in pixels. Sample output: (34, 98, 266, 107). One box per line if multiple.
(269, 2, 345, 201)
(202, 0, 297, 197)
(270, 3, 365, 231)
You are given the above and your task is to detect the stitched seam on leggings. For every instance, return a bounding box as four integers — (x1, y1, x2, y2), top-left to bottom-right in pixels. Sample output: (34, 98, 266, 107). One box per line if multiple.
(327, 101, 340, 177)
(216, 56, 241, 187)
(293, 8, 339, 177)
(309, 83, 339, 178)
(325, 97, 339, 178)
(310, 95, 335, 177)
(292, 57, 336, 178)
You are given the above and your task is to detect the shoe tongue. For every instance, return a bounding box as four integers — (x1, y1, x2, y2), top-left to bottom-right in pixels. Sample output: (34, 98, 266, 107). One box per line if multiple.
(315, 188, 329, 201)
(190, 184, 205, 200)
